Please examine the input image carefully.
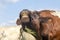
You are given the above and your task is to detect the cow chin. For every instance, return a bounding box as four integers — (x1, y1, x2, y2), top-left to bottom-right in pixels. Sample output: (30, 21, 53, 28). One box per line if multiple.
(21, 15, 30, 23)
(41, 31, 48, 37)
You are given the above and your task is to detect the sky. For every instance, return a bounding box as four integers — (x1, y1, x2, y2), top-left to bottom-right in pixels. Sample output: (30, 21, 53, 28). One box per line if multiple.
(0, 0, 60, 26)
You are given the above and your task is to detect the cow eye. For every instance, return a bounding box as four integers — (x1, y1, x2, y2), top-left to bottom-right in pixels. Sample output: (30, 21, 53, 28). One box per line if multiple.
(48, 19, 52, 22)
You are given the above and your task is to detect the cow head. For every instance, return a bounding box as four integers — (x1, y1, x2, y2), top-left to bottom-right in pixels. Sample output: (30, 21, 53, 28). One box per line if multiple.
(31, 11, 41, 40)
(31, 11, 40, 30)
(37, 10, 54, 40)
(40, 17, 53, 40)
(39, 10, 55, 36)
(40, 17, 52, 35)
(19, 9, 31, 23)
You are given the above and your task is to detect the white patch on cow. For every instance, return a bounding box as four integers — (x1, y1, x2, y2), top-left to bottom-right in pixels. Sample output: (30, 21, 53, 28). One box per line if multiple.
(51, 11, 60, 18)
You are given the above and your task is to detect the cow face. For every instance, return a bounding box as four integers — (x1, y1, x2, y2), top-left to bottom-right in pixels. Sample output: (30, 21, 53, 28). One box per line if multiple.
(31, 11, 41, 40)
(38, 10, 54, 36)
(40, 17, 53, 37)
(31, 11, 39, 20)
(19, 9, 31, 23)
(31, 11, 40, 29)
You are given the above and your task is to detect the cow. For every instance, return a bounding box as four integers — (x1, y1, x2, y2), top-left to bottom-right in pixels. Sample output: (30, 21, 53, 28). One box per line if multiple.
(31, 11, 41, 40)
(29, 10, 55, 40)
(16, 9, 60, 40)
(37, 10, 55, 40)
(40, 17, 53, 40)
(19, 9, 32, 31)
(16, 9, 41, 40)
(38, 10, 60, 40)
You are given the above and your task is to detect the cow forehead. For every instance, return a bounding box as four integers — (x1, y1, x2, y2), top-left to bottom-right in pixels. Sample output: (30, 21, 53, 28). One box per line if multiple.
(51, 11, 60, 18)
(21, 11, 29, 15)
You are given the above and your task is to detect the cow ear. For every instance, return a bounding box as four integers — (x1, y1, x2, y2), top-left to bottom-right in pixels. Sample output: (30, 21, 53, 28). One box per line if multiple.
(16, 18, 21, 25)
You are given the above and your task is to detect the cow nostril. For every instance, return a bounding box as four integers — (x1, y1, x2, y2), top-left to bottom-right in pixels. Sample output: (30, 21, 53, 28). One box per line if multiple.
(21, 16, 30, 22)
(22, 17, 29, 20)
(22, 15, 28, 18)
(41, 32, 48, 37)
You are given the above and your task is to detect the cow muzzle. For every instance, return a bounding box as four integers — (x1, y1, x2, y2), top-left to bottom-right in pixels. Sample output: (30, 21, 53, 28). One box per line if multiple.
(41, 30, 48, 37)
(21, 15, 30, 23)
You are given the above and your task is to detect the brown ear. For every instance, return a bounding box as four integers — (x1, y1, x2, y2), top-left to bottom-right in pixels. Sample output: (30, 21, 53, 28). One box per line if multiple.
(16, 18, 21, 25)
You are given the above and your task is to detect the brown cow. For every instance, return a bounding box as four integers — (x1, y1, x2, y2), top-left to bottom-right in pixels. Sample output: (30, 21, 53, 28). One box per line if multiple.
(39, 17, 53, 40)
(31, 11, 41, 40)
(16, 9, 60, 40)
(39, 10, 60, 40)
(38, 10, 55, 40)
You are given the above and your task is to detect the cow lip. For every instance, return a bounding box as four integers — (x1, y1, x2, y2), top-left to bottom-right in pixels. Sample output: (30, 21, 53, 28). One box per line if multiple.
(21, 16, 30, 22)
(22, 15, 28, 18)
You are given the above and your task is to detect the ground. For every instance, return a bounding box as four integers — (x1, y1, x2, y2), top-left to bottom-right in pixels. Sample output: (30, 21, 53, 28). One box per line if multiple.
(0, 25, 36, 40)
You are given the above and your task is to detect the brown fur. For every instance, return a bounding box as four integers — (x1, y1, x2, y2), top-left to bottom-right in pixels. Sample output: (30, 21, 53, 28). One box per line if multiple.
(39, 10, 60, 40)
(31, 11, 41, 40)
(16, 9, 60, 40)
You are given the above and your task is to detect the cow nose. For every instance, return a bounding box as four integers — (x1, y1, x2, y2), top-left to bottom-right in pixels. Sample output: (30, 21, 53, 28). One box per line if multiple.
(22, 15, 28, 18)
(41, 32, 48, 37)
(21, 16, 30, 22)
